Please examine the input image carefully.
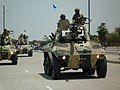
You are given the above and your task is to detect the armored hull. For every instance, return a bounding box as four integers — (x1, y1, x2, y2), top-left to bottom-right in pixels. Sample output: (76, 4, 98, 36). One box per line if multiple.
(43, 23, 107, 79)
(0, 45, 18, 65)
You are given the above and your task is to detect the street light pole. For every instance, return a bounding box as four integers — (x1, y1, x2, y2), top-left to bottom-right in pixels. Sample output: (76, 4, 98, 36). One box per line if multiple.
(88, 0, 90, 35)
(3, 5, 5, 30)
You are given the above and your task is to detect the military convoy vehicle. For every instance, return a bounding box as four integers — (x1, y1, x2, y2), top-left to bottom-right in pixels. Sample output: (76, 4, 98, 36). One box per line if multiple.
(0, 29, 18, 65)
(43, 22, 107, 79)
(16, 34, 33, 57)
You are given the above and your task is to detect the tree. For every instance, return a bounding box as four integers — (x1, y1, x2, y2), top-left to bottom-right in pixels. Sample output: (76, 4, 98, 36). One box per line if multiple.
(97, 23, 109, 47)
(107, 26, 120, 46)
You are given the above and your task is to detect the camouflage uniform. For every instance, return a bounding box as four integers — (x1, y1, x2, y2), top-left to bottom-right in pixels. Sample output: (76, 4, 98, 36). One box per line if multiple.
(1, 29, 11, 45)
(56, 14, 70, 40)
(72, 9, 89, 41)
(72, 8, 86, 25)
(18, 34, 28, 45)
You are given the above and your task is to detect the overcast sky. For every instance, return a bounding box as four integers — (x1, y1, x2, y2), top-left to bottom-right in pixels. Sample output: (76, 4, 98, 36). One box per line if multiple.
(0, 0, 120, 40)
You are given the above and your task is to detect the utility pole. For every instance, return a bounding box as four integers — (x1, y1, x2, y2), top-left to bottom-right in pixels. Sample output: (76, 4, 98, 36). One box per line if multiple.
(3, 5, 5, 30)
(88, 0, 90, 35)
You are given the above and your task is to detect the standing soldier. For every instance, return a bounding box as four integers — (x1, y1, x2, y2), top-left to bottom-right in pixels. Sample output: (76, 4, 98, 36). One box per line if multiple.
(72, 8, 86, 25)
(1, 29, 11, 45)
(57, 14, 70, 30)
(56, 14, 70, 40)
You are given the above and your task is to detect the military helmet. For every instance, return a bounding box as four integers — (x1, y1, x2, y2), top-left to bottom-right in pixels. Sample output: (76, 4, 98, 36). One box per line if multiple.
(74, 8, 80, 13)
(60, 14, 66, 19)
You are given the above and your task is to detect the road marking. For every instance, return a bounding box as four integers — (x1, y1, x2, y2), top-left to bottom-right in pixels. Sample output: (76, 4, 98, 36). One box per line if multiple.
(25, 69, 29, 73)
(46, 86, 53, 90)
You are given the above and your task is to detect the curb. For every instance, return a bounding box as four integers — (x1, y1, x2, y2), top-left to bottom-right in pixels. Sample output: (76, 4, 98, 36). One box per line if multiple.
(107, 60, 120, 64)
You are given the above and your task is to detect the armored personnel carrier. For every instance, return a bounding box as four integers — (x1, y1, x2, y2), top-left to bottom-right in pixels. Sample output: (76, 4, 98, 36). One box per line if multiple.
(16, 34, 33, 57)
(0, 29, 18, 65)
(43, 22, 107, 79)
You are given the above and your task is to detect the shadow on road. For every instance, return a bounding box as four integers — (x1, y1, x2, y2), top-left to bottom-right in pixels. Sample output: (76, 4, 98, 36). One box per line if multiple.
(0, 63, 13, 66)
(18, 55, 29, 57)
(39, 72, 99, 81)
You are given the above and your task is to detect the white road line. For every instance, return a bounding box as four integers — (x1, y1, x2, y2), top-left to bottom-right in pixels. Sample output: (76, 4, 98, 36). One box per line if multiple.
(46, 86, 53, 90)
(25, 69, 29, 73)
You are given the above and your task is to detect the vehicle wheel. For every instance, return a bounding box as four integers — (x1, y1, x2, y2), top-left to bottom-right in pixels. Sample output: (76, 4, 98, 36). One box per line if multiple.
(96, 57, 107, 78)
(28, 50, 33, 57)
(44, 56, 52, 76)
(12, 55, 18, 65)
(51, 54, 61, 79)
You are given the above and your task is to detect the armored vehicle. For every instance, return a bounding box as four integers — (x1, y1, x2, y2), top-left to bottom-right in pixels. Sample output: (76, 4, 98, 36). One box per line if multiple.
(0, 29, 18, 65)
(43, 22, 107, 79)
(16, 34, 33, 57)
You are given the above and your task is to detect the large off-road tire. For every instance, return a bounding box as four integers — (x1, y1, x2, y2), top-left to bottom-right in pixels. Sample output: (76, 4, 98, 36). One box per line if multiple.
(82, 68, 95, 75)
(28, 50, 33, 57)
(12, 55, 18, 65)
(96, 57, 107, 78)
(51, 54, 61, 79)
(44, 55, 52, 76)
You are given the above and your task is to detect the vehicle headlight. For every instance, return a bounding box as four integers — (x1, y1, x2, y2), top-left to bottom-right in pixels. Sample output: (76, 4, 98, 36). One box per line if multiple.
(11, 52, 14, 54)
(96, 55, 100, 59)
(62, 56, 66, 60)
(80, 26, 84, 30)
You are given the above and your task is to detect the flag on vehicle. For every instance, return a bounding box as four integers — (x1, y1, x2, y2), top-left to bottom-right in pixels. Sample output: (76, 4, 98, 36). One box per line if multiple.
(52, 4, 57, 9)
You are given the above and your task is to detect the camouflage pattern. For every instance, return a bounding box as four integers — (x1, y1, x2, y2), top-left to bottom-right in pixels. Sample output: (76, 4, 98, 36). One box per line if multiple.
(0, 29, 18, 65)
(43, 22, 107, 79)
(17, 34, 28, 45)
(56, 18, 70, 41)
(57, 19, 70, 30)
(16, 34, 33, 56)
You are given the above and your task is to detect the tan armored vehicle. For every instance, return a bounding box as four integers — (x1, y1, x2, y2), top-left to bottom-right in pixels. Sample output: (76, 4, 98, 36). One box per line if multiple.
(43, 22, 107, 79)
(16, 34, 33, 57)
(0, 29, 18, 65)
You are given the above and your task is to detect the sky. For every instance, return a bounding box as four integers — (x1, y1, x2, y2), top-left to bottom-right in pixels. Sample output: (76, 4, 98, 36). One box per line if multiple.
(0, 0, 120, 40)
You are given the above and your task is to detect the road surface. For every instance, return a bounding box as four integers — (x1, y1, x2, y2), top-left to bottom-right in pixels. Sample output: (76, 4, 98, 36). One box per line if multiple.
(105, 47, 120, 63)
(0, 52, 120, 90)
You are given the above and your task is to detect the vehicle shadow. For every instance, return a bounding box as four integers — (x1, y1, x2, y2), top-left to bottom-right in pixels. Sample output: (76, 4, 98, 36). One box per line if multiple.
(0, 63, 13, 66)
(17, 55, 29, 57)
(39, 72, 99, 81)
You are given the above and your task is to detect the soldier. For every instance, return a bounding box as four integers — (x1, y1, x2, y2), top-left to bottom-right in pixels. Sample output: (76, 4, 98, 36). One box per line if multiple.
(57, 14, 70, 30)
(18, 34, 25, 45)
(72, 8, 86, 25)
(1, 29, 11, 45)
(56, 14, 70, 40)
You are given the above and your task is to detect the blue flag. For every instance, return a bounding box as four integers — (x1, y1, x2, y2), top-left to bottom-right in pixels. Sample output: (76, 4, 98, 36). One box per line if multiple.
(53, 4, 57, 9)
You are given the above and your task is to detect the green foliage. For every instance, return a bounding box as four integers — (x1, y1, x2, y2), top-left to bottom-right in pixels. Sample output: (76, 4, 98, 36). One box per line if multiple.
(96, 23, 109, 46)
(97, 23, 109, 37)
(90, 35, 98, 42)
(107, 26, 120, 46)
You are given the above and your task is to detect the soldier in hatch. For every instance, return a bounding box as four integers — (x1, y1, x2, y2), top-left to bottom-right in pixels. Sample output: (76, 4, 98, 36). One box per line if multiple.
(18, 34, 25, 45)
(56, 14, 70, 40)
(72, 8, 86, 25)
(1, 29, 11, 45)
(57, 14, 70, 30)
(72, 8, 90, 41)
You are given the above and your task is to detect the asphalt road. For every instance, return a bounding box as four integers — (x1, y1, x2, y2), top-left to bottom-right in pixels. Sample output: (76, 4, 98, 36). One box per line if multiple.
(105, 47, 120, 63)
(0, 52, 120, 90)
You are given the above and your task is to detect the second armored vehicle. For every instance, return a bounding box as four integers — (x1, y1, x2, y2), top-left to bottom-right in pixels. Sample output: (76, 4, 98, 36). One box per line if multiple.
(16, 34, 33, 57)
